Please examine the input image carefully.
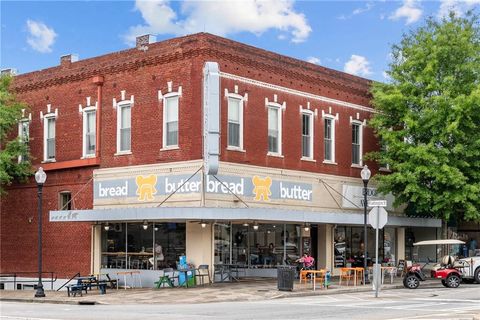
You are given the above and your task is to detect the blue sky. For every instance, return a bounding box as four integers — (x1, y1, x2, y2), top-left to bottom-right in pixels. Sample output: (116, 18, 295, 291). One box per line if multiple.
(1, 0, 479, 82)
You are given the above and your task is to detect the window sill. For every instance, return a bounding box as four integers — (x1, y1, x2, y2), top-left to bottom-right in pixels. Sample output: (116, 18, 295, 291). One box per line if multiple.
(323, 160, 337, 165)
(267, 152, 284, 158)
(379, 167, 391, 172)
(42, 159, 56, 163)
(226, 147, 246, 153)
(160, 146, 180, 151)
(301, 157, 316, 162)
(114, 151, 132, 156)
(81, 154, 96, 159)
(351, 164, 363, 168)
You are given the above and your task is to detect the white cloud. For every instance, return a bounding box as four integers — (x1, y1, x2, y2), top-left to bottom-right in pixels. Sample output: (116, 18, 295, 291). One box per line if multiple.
(306, 56, 321, 64)
(26, 20, 57, 53)
(344, 54, 372, 77)
(125, 0, 312, 45)
(337, 2, 374, 20)
(389, 0, 423, 25)
(437, 0, 480, 19)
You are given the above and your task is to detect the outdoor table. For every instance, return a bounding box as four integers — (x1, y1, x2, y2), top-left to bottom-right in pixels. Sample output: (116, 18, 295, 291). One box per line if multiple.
(177, 268, 196, 288)
(116, 270, 142, 289)
(299, 269, 327, 291)
(340, 267, 365, 286)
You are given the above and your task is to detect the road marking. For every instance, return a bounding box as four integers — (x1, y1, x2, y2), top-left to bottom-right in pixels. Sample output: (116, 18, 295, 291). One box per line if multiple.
(412, 298, 480, 303)
(0, 317, 60, 320)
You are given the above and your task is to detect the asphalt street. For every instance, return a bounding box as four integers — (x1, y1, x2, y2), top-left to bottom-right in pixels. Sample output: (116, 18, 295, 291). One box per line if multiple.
(0, 284, 479, 320)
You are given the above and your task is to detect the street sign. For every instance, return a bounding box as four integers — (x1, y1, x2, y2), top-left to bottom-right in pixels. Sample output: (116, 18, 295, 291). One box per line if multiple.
(368, 200, 387, 207)
(368, 207, 388, 229)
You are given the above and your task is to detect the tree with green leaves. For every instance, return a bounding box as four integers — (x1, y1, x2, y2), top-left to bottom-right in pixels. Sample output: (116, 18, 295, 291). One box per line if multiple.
(0, 75, 32, 194)
(369, 13, 480, 222)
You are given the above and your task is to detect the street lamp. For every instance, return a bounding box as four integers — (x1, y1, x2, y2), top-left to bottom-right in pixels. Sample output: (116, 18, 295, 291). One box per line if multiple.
(34, 167, 47, 298)
(361, 165, 371, 285)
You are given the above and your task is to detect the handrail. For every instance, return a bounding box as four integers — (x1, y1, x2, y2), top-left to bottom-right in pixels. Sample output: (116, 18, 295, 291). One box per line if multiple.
(56, 272, 81, 291)
(0, 272, 57, 290)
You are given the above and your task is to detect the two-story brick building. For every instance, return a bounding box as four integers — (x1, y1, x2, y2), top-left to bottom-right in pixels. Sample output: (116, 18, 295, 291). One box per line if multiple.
(0, 33, 441, 288)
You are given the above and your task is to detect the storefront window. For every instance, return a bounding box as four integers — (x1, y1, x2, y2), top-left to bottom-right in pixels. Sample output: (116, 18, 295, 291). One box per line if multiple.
(215, 223, 304, 269)
(101, 222, 185, 269)
(334, 226, 396, 268)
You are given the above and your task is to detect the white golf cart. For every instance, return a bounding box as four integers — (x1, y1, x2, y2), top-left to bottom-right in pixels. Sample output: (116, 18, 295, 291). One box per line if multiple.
(457, 255, 480, 284)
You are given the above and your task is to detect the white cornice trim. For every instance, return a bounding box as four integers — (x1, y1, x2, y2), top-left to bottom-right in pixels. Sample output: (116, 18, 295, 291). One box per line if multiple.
(219, 72, 375, 113)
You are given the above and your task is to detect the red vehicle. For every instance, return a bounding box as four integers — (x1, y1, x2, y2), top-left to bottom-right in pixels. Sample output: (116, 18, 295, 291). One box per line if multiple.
(403, 240, 464, 289)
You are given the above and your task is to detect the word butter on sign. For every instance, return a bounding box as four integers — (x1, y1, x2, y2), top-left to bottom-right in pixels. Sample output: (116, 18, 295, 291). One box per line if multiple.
(280, 183, 312, 201)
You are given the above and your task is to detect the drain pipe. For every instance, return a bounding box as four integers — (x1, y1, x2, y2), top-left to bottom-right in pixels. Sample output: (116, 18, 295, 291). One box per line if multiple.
(92, 76, 104, 159)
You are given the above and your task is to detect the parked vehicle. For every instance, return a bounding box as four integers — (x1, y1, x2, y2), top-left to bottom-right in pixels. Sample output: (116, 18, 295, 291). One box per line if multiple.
(403, 239, 465, 289)
(456, 256, 480, 284)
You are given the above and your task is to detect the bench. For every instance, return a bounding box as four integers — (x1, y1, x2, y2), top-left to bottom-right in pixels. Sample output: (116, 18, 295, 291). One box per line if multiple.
(87, 281, 107, 294)
(66, 284, 85, 297)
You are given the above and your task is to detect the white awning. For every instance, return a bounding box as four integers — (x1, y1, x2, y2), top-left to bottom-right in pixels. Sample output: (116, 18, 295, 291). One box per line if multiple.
(414, 239, 465, 246)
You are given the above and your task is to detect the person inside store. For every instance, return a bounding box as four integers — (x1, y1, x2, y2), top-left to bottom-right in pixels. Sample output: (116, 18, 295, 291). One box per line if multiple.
(264, 243, 276, 266)
(148, 243, 165, 269)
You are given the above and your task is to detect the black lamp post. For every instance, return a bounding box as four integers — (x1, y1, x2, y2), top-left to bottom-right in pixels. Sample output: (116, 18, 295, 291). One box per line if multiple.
(34, 167, 47, 298)
(361, 165, 371, 285)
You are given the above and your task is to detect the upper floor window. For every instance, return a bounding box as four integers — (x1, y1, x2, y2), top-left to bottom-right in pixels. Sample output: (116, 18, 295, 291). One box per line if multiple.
(228, 97, 243, 149)
(324, 117, 335, 162)
(301, 112, 313, 159)
(164, 96, 179, 148)
(117, 103, 131, 153)
(268, 106, 282, 155)
(18, 120, 30, 162)
(352, 122, 362, 165)
(83, 109, 96, 157)
(59, 191, 72, 210)
(44, 116, 56, 161)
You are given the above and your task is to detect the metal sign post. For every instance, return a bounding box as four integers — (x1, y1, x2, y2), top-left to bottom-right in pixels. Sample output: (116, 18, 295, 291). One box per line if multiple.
(368, 201, 388, 298)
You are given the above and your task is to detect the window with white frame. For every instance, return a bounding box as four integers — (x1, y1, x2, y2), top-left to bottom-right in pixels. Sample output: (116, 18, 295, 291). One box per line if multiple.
(117, 103, 131, 153)
(44, 116, 56, 161)
(163, 96, 179, 148)
(324, 117, 335, 162)
(228, 97, 243, 149)
(301, 112, 313, 159)
(18, 120, 30, 162)
(268, 106, 282, 155)
(83, 109, 96, 157)
(59, 191, 72, 210)
(352, 122, 362, 165)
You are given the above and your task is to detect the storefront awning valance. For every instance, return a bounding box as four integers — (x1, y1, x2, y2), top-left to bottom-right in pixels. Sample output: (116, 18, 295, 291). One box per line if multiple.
(49, 207, 441, 228)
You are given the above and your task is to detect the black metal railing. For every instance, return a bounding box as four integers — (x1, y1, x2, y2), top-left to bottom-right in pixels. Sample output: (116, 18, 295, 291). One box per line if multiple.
(0, 271, 57, 290)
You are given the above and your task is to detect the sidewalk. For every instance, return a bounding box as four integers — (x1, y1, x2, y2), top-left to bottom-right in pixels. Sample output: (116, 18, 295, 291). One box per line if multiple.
(0, 278, 410, 305)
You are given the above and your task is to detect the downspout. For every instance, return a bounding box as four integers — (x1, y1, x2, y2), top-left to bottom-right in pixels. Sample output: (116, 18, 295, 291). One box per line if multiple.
(92, 76, 104, 159)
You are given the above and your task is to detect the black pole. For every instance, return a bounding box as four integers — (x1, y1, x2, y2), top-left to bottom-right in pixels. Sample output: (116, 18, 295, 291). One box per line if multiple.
(363, 180, 370, 284)
(35, 183, 45, 298)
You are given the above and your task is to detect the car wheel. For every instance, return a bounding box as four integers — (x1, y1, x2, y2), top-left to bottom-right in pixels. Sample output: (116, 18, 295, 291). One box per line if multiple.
(441, 279, 448, 287)
(405, 275, 419, 289)
(475, 268, 480, 284)
(446, 274, 461, 288)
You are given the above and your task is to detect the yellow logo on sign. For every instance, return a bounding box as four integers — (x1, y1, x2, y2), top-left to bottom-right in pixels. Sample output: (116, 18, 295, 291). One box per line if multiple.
(252, 176, 272, 201)
(136, 175, 157, 201)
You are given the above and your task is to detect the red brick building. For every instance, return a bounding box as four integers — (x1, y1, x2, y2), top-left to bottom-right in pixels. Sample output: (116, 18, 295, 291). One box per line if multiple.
(1, 33, 440, 288)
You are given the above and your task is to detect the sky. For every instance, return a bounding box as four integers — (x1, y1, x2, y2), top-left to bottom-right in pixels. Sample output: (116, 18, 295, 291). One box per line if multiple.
(1, 0, 479, 82)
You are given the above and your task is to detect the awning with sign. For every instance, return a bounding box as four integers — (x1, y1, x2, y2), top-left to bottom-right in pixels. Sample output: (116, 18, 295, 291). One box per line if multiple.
(49, 207, 441, 228)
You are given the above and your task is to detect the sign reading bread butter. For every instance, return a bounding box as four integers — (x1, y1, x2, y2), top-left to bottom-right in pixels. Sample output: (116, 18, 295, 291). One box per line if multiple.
(94, 174, 312, 203)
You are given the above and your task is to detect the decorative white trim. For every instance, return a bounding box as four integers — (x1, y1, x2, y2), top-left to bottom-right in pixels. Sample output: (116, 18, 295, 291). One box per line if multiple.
(301, 157, 316, 162)
(82, 108, 96, 158)
(351, 121, 363, 166)
(160, 146, 180, 151)
(267, 152, 284, 158)
(226, 146, 246, 152)
(113, 91, 134, 109)
(220, 72, 375, 113)
(43, 114, 56, 162)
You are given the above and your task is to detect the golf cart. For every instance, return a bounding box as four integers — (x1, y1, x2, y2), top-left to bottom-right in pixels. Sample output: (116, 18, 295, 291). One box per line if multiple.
(403, 239, 465, 289)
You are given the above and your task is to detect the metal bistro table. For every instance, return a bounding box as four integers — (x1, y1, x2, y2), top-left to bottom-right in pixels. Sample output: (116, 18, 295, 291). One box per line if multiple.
(214, 264, 244, 282)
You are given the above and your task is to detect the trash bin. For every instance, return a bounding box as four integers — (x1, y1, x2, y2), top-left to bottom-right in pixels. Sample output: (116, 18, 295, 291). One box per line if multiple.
(277, 266, 295, 291)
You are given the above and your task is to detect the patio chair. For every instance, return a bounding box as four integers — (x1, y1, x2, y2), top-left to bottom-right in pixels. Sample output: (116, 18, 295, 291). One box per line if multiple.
(196, 265, 211, 286)
(339, 268, 354, 286)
